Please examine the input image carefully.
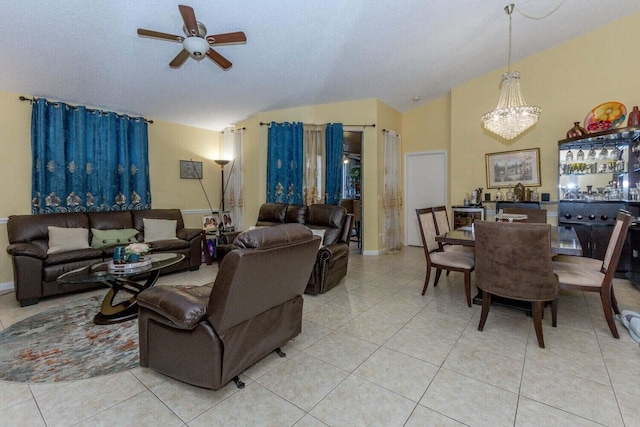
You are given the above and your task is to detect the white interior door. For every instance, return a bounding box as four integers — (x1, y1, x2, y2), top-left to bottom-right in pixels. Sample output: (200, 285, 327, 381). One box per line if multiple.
(404, 151, 447, 246)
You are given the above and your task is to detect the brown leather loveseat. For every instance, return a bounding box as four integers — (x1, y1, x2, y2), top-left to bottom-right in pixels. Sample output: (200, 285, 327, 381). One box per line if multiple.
(6, 209, 202, 306)
(137, 223, 320, 389)
(250, 203, 354, 294)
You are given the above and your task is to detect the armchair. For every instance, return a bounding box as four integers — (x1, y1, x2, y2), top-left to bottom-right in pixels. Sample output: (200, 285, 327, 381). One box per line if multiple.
(137, 224, 320, 389)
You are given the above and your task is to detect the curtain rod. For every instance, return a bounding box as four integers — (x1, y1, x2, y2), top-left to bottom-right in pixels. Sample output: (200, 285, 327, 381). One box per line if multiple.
(259, 121, 375, 128)
(19, 96, 154, 124)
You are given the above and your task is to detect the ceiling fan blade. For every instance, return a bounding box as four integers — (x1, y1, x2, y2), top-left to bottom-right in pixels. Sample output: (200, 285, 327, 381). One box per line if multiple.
(137, 28, 184, 42)
(169, 49, 191, 68)
(179, 4, 199, 36)
(206, 31, 247, 45)
(206, 48, 232, 70)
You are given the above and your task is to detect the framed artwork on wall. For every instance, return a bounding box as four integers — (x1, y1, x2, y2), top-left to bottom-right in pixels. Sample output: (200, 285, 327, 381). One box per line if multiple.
(180, 160, 203, 179)
(485, 148, 540, 188)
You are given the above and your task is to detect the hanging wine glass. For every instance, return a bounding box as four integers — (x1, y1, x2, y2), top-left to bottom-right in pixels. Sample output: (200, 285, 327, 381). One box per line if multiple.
(587, 146, 597, 161)
(565, 149, 573, 162)
(576, 147, 585, 161)
(599, 145, 609, 160)
(609, 145, 619, 160)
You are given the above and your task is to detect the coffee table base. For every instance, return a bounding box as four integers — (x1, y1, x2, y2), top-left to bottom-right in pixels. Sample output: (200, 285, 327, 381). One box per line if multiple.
(94, 304, 139, 324)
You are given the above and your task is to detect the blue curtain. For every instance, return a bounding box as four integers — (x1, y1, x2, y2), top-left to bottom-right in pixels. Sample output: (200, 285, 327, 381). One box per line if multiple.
(325, 123, 343, 205)
(266, 122, 304, 204)
(31, 99, 151, 214)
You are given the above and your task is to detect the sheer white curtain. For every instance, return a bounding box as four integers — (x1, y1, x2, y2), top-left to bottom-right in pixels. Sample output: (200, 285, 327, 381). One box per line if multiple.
(222, 128, 244, 230)
(303, 124, 326, 206)
(383, 129, 402, 253)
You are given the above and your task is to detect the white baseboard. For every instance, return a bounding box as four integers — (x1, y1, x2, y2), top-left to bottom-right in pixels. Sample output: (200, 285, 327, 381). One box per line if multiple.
(0, 281, 14, 294)
(362, 250, 382, 256)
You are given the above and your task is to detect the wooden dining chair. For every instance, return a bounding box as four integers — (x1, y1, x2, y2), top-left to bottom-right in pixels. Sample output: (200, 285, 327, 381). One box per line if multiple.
(501, 207, 547, 224)
(431, 206, 474, 253)
(416, 208, 475, 306)
(552, 212, 632, 338)
(475, 221, 558, 348)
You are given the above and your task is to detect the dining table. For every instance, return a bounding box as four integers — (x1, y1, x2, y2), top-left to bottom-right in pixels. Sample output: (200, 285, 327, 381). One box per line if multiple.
(436, 224, 583, 256)
(436, 224, 583, 312)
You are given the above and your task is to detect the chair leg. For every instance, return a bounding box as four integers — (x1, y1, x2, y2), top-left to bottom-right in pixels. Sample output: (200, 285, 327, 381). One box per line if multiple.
(478, 292, 491, 331)
(421, 266, 432, 295)
(611, 287, 621, 315)
(433, 269, 443, 287)
(532, 301, 545, 348)
(601, 289, 620, 339)
(551, 298, 558, 328)
(464, 270, 472, 307)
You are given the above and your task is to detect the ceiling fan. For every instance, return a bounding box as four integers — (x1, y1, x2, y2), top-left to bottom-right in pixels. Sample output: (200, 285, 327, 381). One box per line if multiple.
(137, 4, 246, 70)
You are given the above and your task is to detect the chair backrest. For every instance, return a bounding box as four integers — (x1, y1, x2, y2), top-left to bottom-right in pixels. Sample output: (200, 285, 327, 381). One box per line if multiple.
(416, 207, 439, 254)
(601, 212, 632, 276)
(352, 199, 362, 222)
(306, 204, 348, 245)
(432, 206, 451, 235)
(475, 221, 558, 301)
(502, 208, 547, 224)
(207, 223, 320, 334)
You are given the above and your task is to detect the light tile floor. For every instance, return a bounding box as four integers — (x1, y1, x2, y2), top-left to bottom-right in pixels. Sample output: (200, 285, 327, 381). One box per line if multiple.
(1, 247, 640, 426)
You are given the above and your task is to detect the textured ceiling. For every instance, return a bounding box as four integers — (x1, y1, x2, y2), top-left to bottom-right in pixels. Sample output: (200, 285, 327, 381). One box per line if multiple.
(1, 1, 638, 131)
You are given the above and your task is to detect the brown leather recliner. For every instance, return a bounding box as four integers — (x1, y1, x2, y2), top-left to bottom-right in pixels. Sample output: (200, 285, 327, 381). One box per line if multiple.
(137, 223, 320, 390)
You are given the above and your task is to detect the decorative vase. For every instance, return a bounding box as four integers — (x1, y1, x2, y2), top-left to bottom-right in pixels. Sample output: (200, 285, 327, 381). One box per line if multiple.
(127, 253, 140, 263)
(628, 106, 640, 127)
(566, 121, 587, 138)
(113, 246, 126, 264)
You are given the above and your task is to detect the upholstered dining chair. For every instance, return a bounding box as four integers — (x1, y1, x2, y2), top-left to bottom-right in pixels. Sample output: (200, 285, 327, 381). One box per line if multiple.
(432, 206, 474, 253)
(501, 207, 548, 224)
(552, 211, 632, 338)
(475, 221, 558, 348)
(416, 208, 475, 306)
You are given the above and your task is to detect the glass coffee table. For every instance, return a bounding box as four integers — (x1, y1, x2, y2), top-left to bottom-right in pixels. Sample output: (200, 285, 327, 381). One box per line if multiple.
(58, 253, 184, 325)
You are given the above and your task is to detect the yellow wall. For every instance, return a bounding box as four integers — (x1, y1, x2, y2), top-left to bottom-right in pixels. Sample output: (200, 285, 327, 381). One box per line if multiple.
(237, 98, 392, 253)
(403, 13, 640, 210)
(0, 92, 221, 285)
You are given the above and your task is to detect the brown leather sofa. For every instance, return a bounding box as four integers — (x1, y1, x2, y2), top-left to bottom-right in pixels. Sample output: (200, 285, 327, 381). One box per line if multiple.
(6, 209, 202, 306)
(237, 203, 353, 294)
(137, 223, 320, 390)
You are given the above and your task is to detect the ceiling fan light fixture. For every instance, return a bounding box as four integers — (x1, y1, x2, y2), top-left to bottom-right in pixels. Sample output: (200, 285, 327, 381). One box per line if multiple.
(183, 36, 209, 58)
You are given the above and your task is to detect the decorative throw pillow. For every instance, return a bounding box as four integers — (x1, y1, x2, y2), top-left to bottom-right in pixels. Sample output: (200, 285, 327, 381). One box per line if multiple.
(47, 226, 91, 254)
(90, 228, 139, 249)
(143, 218, 178, 242)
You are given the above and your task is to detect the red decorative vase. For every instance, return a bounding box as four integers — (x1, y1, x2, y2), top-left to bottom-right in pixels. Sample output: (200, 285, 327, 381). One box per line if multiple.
(628, 106, 640, 127)
(566, 122, 587, 138)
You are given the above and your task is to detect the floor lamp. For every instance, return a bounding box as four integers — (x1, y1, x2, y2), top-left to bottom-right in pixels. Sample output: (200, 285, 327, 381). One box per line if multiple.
(214, 159, 230, 211)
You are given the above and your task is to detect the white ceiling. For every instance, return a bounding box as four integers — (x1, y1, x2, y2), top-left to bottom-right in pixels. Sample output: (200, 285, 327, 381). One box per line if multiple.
(1, 1, 638, 131)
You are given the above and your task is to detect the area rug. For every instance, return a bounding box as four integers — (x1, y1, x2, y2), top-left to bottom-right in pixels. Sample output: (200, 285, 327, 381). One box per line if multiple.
(0, 295, 139, 383)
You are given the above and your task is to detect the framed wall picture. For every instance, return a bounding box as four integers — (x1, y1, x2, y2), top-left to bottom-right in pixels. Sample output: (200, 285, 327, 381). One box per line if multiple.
(485, 148, 541, 189)
(180, 160, 203, 179)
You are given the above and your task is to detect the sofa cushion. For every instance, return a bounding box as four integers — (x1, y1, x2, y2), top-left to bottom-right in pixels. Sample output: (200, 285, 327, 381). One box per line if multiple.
(143, 219, 178, 242)
(256, 203, 287, 226)
(132, 209, 185, 231)
(306, 204, 347, 246)
(309, 228, 326, 247)
(90, 228, 139, 248)
(147, 238, 190, 252)
(8, 212, 89, 244)
(285, 205, 308, 224)
(47, 227, 91, 254)
(235, 223, 314, 250)
(88, 211, 135, 231)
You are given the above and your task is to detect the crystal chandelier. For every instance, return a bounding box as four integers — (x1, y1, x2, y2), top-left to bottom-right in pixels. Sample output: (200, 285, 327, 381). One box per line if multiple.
(482, 4, 541, 140)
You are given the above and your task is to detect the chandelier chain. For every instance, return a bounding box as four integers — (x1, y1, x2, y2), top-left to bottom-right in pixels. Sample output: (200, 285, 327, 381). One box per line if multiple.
(516, 0, 566, 20)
